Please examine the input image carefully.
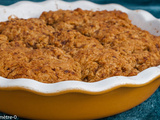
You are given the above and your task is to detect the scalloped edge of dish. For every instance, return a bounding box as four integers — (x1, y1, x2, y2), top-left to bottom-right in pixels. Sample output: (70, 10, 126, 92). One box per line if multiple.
(0, 0, 160, 95)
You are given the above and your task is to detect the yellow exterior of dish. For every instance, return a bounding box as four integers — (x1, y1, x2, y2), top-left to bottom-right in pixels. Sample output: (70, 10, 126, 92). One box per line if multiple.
(0, 78, 159, 120)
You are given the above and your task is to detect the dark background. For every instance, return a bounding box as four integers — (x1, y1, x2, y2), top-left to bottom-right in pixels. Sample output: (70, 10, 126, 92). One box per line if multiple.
(0, 0, 159, 120)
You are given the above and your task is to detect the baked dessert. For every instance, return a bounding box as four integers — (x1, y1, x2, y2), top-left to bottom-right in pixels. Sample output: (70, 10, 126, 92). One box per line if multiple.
(0, 8, 160, 83)
(0, 18, 81, 83)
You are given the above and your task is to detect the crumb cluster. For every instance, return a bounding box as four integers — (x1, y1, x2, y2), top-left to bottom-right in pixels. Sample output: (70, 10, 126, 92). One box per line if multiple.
(0, 8, 160, 83)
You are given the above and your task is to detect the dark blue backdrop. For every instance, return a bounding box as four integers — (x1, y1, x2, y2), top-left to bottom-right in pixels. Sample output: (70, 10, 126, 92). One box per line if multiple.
(0, 0, 159, 120)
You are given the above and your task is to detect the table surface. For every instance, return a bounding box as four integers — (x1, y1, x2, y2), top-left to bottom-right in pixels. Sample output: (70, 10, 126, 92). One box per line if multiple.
(0, 0, 159, 120)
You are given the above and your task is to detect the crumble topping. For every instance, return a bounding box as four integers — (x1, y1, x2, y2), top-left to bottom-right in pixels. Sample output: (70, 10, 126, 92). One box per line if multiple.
(0, 8, 160, 83)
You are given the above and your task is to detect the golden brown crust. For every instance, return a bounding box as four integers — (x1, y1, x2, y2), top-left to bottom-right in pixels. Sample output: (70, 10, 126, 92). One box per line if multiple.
(0, 8, 160, 83)
(0, 44, 82, 83)
(0, 19, 81, 83)
(40, 8, 160, 82)
(0, 18, 55, 49)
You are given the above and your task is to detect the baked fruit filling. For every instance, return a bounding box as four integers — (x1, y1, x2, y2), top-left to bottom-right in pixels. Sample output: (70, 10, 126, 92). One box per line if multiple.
(0, 8, 160, 83)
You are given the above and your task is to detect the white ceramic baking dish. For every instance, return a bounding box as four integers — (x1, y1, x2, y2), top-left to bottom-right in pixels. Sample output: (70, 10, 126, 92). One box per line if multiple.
(0, 1, 159, 119)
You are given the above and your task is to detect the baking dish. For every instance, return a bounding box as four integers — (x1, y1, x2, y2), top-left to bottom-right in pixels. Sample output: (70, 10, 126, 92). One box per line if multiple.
(0, 0, 160, 119)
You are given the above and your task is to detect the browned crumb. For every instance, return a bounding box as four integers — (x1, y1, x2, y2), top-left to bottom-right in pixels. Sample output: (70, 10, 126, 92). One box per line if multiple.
(0, 8, 160, 83)
(0, 19, 81, 83)
(0, 18, 55, 49)
(40, 8, 160, 82)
